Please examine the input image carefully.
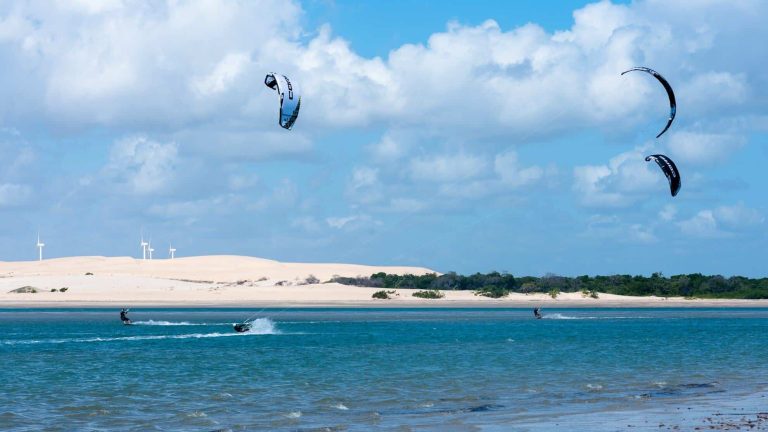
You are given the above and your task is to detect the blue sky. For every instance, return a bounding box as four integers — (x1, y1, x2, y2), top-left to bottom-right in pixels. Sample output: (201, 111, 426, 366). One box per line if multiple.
(0, 0, 765, 276)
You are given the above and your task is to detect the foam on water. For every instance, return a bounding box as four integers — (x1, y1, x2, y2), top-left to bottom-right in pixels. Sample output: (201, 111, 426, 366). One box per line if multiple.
(545, 313, 592, 320)
(132, 320, 210, 326)
(544, 313, 651, 320)
(1, 318, 279, 345)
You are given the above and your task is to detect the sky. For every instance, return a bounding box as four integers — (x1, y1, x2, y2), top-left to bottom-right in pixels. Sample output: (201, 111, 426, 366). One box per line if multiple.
(0, 0, 766, 276)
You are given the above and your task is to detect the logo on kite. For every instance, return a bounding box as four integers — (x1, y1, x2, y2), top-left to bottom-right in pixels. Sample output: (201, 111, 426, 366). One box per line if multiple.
(645, 154, 681, 197)
(264, 73, 301, 130)
(622, 67, 676, 139)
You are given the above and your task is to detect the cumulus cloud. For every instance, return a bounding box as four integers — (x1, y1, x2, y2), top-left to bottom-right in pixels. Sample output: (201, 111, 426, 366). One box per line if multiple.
(573, 146, 661, 207)
(678, 210, 723, 238)
(409, 153, 488, 183)
(104, 136, 178, 195)
(494, 151, 544, 187)
(191, 52, 251, 97)
(678, 203, 763, 238)
(667, 131, 746, 165)
(2, 0, 764, 138)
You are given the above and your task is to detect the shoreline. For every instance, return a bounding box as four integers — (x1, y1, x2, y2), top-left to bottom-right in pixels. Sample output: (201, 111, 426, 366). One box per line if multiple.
(1, 256, 766, 309)
(3, 297, 768, 309)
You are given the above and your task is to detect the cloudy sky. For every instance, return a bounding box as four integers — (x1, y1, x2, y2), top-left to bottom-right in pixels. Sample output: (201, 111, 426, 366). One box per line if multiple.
(0, 0, 765, 276)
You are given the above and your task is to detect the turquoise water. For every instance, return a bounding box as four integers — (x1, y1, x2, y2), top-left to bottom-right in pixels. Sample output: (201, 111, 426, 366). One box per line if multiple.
(1, 308, 767, 430)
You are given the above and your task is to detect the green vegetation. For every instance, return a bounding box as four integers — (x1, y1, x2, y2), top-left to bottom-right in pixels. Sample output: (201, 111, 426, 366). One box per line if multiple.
(475, 285, 509, 298)
(331, 271, 768, 299)
(372, 289, 398, 299)
(548, 288, 560, 299)
(412, 289, 444, 299)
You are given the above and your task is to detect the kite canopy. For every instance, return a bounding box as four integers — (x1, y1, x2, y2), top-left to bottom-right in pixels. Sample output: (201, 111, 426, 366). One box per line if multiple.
(645, 154, 681, 197)
(622, 67, 676, 139)
(264, 73, 301, 130)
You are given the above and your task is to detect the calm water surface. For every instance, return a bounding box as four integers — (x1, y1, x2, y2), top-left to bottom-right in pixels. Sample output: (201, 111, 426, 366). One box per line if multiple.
(1, 308, 767, 431)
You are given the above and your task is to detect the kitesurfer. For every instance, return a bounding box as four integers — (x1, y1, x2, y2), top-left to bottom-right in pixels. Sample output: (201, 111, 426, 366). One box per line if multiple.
(120, 308, 131, 325)
(533, 307, 543, 319)
(233, 321, 251, 333)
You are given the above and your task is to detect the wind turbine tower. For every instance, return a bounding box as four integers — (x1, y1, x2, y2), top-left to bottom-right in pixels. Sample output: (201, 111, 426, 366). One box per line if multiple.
(36, 233, 45, 261)
(148, 241, 154, 260)
(140, 236, 148, 260)
(169, 244, 176, 259)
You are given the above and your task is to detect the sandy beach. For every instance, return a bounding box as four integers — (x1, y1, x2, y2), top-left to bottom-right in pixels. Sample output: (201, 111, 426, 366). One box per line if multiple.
(1, 255, 766, 308)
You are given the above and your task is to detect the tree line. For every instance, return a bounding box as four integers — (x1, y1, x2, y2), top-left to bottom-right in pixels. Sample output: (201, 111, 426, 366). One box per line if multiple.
(330, 272, 768, 299)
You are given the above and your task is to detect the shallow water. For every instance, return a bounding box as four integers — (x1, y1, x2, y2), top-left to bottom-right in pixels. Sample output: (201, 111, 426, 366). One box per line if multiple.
(1, 308, 767, 430)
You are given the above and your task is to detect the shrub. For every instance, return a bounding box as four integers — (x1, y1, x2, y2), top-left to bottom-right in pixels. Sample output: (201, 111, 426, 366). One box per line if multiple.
(475, 285, 509, 298)
(304, 275, 320, 285)
(85, 272, 93, 276)
(50, 288, 58, 292)
(372, 290, 390, 299)
(549, 288, 560, 299)
(589, 290, 599, 299)
(412, 289, 444, 299)
(59, 287, 68, 292)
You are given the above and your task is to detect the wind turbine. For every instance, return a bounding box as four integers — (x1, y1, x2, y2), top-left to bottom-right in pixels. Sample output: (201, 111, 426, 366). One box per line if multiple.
(36, 233, 44, 261)
(140, 235, 148, 260)
(148, 240, 154, 260)
(169, 244, 176, 259)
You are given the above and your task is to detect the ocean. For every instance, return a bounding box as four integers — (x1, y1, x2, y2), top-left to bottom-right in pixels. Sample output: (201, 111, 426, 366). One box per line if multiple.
(1, 308, 767, 431)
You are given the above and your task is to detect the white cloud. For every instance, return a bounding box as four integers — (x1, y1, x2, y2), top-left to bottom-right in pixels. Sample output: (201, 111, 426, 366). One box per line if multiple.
(0, 183, 32, 207)
(345, 166, 382, 205)
(659, 204, 677, 221)
(325, 213, 380, 231)
(350, 166, 378, 190)
(227, 173, 259, 191)
(191, 52, 250, 97)
(667, 131, 746, 165)
(680, 72, 748, 113)
(105, 136, 178, 195)
(573, 146, 660, 207)
(410, 153, 488, 182)
(713, 203, 764, 228)
(494, 151, 544, 187)
(389, 198, 427, 213)
(369, 132, 410, 162)
(0, 0, 764, 142)
(678, 210, 723, 238)
(678, 203, 763, 238)
(291, 216, 322, 232)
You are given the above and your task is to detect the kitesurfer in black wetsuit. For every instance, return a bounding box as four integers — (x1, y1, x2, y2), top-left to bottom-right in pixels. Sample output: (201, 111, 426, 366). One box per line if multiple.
(533, 307, 542, 319)
(120, 308, 131, 324)
(233, 322, 251, 333)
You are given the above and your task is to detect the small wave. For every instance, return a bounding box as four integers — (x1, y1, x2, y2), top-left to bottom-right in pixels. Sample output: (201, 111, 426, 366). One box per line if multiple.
(543, 314, 650, 320)
(545, 313, 592, 320)
(284, 411, 301, 419)
(333, 403, 349, 410)
(586, 383, 603, 391)
(1, 318, 279, 345)
(132, 320, 209, 326)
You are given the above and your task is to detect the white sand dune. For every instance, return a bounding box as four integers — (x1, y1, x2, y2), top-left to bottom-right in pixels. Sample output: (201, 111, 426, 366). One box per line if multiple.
(0, 255, 765, 308)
